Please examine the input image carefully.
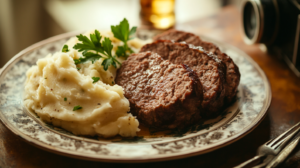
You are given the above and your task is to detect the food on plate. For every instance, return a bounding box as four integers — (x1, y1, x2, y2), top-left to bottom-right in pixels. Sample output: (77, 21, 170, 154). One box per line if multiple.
(140, 40, 226, 117)
(24, 19, 143, 138)
(24, 50, 139, 138)
(116, 52, 203, 129)
(24, 17, 241, 138)
(153, 29, 240, 103)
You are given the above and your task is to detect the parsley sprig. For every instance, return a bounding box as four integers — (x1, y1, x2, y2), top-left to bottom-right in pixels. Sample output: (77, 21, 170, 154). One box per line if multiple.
(111, 18, 137, 58)
(72, 18, 136, 71)
(73, 30, 120, 70)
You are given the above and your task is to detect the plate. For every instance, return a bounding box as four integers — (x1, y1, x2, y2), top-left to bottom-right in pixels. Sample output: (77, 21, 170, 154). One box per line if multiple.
(0, 31, 271, 162)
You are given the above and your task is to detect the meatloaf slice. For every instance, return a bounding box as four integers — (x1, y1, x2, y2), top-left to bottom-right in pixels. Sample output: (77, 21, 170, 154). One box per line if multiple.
(116, 52, 203, 129)
(154, 29, 240, 103)
(140, 40, 226, 117)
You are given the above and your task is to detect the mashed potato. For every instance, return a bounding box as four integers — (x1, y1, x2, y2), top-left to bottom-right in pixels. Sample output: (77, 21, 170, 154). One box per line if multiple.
(24, 30, 147, 138)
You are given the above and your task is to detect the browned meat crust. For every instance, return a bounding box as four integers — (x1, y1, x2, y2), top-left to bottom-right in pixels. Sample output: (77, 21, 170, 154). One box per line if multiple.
(140, 40, 226, 117)
(116, 52, 203, 129)
(153, 29, 240, 103)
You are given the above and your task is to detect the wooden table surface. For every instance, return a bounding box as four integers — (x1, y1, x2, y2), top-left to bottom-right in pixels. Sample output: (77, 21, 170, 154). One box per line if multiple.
(1, 5, 300, 168)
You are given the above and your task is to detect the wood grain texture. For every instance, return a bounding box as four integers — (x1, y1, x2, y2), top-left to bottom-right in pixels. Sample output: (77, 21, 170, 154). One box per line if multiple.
(1, 5, 300, 168)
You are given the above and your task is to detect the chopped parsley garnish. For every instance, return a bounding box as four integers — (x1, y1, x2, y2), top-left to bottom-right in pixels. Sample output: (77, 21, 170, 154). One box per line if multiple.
(92, 77, 100, 83)
(62, 45, 69, 53)
(72, 18, 136, 71)
(112, 81, 115, 85)
(111, 18, 136, 58)
(64, 97, 67, 101)
(77, 67, 81, 70)
(73, 105, 82, 111)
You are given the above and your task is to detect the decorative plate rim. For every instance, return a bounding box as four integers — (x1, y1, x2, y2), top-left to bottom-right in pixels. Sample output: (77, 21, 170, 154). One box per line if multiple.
(0, 31, 271, 163)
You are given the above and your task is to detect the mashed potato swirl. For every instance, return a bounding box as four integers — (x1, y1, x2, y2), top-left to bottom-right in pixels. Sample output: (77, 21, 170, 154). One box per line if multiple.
(24, 30, 146, 138)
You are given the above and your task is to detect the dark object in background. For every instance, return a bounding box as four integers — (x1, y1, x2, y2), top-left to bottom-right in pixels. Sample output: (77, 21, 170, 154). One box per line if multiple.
(242, 0, 300, 77)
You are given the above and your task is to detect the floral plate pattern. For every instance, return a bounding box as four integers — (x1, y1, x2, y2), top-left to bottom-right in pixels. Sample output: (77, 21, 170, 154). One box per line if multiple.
(0, 31, 271, 162)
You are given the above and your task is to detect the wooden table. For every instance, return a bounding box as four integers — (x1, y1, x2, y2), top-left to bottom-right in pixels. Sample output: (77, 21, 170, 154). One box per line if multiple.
(1, 5, 300, 168)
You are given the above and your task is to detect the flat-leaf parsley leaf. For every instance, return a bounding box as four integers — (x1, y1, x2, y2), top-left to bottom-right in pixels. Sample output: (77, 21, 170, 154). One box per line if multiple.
(73, 30, 120, 70)
(74, 52, 102, 65)
(111, 18, 136, 58)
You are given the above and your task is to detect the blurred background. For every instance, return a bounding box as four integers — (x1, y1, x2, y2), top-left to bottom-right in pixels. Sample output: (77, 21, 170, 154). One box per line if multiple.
(0, 0, 240, 68)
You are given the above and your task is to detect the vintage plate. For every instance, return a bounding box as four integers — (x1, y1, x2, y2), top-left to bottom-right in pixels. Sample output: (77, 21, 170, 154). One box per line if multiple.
(0, 31, 271, 162)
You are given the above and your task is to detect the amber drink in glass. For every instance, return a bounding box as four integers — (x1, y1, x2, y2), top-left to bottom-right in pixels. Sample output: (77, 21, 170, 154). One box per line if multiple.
(140, 0, 175, 29)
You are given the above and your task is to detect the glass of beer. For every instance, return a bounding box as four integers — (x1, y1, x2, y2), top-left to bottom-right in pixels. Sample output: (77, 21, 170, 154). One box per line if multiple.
(140, 0, 175, 30)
